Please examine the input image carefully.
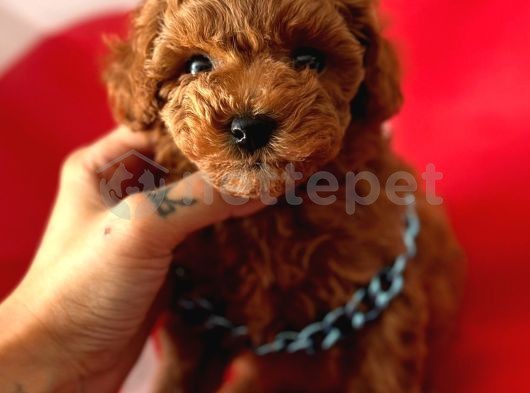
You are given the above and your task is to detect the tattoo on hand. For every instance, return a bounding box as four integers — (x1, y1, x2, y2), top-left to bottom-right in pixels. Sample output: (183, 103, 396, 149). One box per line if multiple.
(148, 186, 197, 218)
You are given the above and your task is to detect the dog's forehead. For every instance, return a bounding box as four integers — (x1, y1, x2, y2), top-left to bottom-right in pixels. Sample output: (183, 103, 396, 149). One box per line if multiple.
(170, 0, 336, 18)
(165, 0, 349, 52)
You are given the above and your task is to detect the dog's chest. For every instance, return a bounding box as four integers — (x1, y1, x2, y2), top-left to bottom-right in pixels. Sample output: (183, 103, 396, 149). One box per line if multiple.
(171, 193, 404, 341)
(155, 135, 405, 340)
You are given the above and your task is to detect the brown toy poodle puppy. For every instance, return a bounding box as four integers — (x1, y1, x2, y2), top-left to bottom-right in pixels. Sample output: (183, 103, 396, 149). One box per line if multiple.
(105, 0, 464, 391)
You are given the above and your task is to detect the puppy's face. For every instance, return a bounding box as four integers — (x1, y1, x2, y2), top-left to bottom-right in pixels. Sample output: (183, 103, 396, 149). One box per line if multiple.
(107, 0, 401, 198)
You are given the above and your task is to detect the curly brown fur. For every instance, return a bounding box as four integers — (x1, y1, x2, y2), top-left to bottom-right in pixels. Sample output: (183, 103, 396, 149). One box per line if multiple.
(105, 0, 464, 392)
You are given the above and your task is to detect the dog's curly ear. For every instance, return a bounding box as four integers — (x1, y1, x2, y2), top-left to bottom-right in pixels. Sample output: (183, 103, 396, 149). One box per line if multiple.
(105, 0, 169, 132)
(336, 0, 403, 124)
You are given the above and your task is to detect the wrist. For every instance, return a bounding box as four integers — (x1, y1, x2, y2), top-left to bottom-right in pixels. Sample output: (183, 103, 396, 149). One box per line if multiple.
(0, 292, 81, 392)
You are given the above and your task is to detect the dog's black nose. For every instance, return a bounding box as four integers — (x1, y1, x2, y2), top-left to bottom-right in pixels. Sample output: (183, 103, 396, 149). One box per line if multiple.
(230, 116, 277, 152)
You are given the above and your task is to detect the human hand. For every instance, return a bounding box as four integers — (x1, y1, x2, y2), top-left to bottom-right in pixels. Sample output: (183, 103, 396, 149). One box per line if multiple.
(0, 127, 264, 393)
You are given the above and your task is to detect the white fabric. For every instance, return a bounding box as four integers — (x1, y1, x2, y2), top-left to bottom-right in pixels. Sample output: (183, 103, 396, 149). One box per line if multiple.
(0, 0, 140, 73)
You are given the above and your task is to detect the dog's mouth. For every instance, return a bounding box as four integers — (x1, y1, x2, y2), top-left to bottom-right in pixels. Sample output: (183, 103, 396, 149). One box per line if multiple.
(211, 160, 292, 199)
(250, 161, 265, 170)
(231, 147, 281, 173)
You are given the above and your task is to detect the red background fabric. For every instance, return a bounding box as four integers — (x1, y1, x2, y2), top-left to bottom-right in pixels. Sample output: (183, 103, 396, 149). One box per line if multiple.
(1, 0, 528, 390)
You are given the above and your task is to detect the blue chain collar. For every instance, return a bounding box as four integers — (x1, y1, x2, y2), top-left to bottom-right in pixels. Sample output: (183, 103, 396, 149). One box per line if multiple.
(175, 196, 420, 356)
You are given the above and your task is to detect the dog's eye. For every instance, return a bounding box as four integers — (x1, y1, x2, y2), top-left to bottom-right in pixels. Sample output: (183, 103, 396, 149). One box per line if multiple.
(292, 47, 326, 73)
(185, 55, 213, 75)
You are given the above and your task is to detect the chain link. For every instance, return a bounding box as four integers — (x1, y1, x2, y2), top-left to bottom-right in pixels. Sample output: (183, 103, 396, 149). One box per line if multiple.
(174, 196, 420, 356)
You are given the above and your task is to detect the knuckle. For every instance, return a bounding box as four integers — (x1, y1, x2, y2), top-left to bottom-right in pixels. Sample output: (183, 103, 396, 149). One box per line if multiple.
(122, 192, 145, 212)
(112, 194, 149, 232)
(102, 196, 172, 259)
